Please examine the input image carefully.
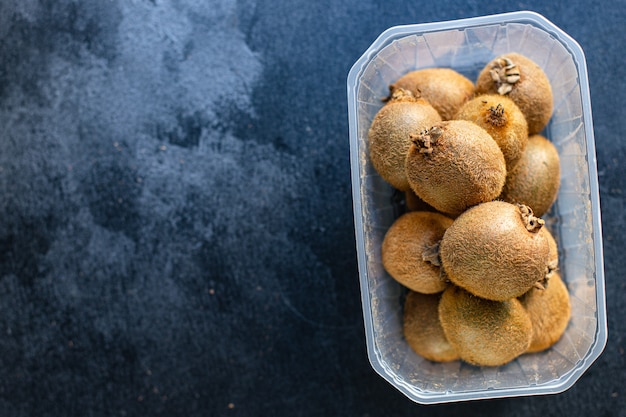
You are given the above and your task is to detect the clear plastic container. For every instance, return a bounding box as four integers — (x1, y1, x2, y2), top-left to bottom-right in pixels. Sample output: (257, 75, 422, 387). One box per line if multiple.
(347, 11, 607, 404)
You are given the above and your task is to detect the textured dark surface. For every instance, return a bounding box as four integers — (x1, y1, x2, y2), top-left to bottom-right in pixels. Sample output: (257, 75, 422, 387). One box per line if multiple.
(0, 1, 624, 416)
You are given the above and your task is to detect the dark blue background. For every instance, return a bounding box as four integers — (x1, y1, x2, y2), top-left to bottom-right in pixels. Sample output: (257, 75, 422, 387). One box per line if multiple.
(0, 1, 624, 416)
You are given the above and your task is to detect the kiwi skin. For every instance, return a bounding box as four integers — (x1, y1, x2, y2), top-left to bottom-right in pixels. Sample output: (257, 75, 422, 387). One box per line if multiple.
(438, 285, 532, 367)
(405, 120, 506, 217)
(403, 291, 459, 362)
(390, 68, 475, 120)
(499, 134, 561, 218)
(475, 52, 553, 135)
(368, 90, 442, 191)
(439, 201, 550, 301)
(382, 211, 453, 294)
(454, 94, 529, 171)
(519, 272, 571, 353)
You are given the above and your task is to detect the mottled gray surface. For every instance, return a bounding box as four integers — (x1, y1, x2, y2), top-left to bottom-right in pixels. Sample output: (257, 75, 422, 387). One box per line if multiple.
(0, 0, 625, 416)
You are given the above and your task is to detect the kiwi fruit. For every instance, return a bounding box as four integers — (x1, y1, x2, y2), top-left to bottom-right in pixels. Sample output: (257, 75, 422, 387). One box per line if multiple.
(499, 134, 561, 217)
(519, 272, 571, 353)
(403, 291, 459, 362)
(541, 226, 559, 284)
(439, 201, 550, 301)
(368, 88, 442, 191)
(454, 94, 529, 170)
(390, 68, 474, 120)
(382, 211, 453, 294)
(405, 120, 506, 216)
(475, 53, 553, 134)
(438, 285, 532, 367)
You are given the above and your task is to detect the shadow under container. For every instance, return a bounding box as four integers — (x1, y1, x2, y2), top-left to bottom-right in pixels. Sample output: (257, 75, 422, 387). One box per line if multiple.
(347, 11, 607, 404)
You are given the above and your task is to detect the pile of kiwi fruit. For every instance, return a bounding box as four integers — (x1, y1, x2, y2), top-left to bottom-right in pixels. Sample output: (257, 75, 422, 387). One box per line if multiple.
(370, 53, 570, 367)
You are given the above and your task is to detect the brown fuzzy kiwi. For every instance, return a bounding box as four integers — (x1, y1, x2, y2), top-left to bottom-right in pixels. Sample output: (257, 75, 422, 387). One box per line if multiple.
(405, 120, 506, 217)
(438, 285, 532, 367)
(499, 134, 561, 217)
(403, 291, 459, 362)
(439, 201, 550, 301)
(475, 53, 553, 134)
(540, 226, 559, 287)
(519, 272, 571, 353)
(382, 211, 453, 294)
(454, 94, 529, 170)
(368, 88, 442, 191)
(390, 68, 474, 120)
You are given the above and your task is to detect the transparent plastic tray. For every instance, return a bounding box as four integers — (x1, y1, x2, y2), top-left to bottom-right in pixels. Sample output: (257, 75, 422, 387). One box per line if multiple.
(347, 11, 607, 404)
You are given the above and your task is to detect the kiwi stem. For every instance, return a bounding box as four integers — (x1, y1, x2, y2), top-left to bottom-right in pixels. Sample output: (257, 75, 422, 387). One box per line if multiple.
(547, 260, 558, 276)
(517, 204, 544, 233)
(486, 103, 507, 127)
(422, 242, 441, 266)
(543, 260, 559, 287)
(384, 86, 417, 103)
(489, 57, 520, 95)
(410, 126, 442, 155)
